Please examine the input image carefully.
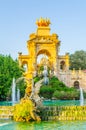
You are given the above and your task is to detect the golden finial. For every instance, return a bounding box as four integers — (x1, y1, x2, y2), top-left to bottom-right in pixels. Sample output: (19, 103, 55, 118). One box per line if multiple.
(36, 17, 51, 27)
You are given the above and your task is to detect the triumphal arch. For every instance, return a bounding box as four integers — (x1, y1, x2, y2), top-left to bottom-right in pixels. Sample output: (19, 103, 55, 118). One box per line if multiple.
(19, 18, 86, 95)
(18, 18, 69, 80)
(18, 18, 70, 95)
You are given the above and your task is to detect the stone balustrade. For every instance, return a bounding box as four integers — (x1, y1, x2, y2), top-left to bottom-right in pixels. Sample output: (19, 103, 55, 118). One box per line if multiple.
(38, 106, 86, 121)
(0, 106, 14, 119)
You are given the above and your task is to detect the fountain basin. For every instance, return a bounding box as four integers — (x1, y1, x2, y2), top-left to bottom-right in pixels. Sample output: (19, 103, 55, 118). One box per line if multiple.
(0, 120, 86, 130)
(0, 101, 18, 106)
(43, 100, 82, 106)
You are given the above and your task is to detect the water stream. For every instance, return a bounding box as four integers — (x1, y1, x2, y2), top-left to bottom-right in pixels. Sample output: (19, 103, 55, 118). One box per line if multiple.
(12, 78, 16, 105)
(80, 87, 84, 106)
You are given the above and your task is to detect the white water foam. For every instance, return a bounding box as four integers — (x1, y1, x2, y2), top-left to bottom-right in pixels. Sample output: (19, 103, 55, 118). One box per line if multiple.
(0, 123, 9, 127)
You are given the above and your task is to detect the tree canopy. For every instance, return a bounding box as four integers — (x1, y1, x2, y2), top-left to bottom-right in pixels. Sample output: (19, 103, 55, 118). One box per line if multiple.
(69, 50, 86, 70)
(0, 54, 26, 101)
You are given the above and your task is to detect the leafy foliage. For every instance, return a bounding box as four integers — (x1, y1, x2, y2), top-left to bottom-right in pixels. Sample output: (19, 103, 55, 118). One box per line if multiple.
(53, 90, 79, 100)
(39, 76, 80, 100)
(70, 50, 86, 70)
(39, 86, 54, 99)
(33, 76, 41, 84)
(0, 54, 26, 101)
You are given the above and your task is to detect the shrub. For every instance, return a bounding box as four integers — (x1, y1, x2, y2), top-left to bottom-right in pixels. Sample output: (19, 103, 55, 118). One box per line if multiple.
(40, 86, 54, 99)
(53, 90, 80, 100)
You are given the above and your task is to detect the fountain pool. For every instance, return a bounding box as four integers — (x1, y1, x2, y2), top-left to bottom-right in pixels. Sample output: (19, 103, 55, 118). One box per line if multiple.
(43, 100, 85, 106)
(0, 120, 86, 130)
(0, 99, 86, 106)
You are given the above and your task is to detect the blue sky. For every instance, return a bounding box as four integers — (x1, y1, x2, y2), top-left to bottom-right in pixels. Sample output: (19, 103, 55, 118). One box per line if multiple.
(0, 0, 86, 59)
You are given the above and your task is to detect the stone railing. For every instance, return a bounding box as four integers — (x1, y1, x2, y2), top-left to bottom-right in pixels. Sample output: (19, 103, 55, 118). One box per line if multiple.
(0, 106, 14, 119)
(38, 106, 86, 121)
(1, 105, 86, 121)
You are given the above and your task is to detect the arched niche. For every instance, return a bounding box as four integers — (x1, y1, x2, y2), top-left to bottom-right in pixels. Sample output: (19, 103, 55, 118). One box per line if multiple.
(74, 81, 79, 89)
(60, 61, 65, 71)
(22, 61, 28, 72)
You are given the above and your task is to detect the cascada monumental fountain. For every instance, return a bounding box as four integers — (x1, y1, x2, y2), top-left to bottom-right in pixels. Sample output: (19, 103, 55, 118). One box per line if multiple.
(0, 18, 86, 123)
(18, 17, 86, 96)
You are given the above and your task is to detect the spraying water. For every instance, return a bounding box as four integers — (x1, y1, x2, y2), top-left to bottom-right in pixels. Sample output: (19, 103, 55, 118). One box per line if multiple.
(43, 66, 49, 85)
(12, 78, 16, 105)
(80, 87, 84, 106)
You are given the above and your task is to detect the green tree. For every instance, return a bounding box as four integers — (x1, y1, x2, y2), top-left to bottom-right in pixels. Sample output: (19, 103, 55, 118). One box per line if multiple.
(40, 85, 54, 99)
(70, 50, 86, 70)
(0, 54, 26, 101)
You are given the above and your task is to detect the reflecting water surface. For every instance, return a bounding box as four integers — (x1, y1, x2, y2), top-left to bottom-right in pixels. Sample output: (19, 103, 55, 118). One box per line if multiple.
(0, 120, 86, 130)
(43, 100, 80, 106)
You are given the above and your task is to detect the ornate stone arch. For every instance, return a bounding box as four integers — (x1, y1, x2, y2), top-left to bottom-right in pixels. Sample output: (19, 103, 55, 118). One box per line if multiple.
(37, 49, 55, 70)
(18, 18, 60, 79)
(37, 49, 51, 57)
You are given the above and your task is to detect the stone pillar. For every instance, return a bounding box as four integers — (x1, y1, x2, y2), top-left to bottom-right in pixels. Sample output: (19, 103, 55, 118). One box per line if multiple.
(65, 53, 69, 71)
